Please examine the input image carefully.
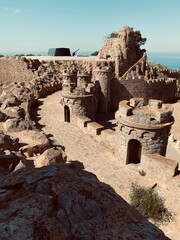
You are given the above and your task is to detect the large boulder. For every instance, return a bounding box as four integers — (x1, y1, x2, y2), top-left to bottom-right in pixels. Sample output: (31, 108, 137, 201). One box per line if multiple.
(3, 106, 25, 119)
(15, 130, 50, 156)
(0, 164, 169, 240)
(34, 147, 67, 167)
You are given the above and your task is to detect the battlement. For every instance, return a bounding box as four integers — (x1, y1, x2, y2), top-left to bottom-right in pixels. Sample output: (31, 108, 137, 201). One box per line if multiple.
(115, 98, 174, 127)
(158, 68, 180, 79)
(119, 75, 176, 84)
(77, 70, 90, 76)
(62, 69, 75, 75)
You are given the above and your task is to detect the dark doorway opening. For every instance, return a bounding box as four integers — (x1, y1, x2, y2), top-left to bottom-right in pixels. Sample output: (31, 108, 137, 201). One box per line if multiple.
(127, 139, 141, 164)
(64, 105, 70, 122)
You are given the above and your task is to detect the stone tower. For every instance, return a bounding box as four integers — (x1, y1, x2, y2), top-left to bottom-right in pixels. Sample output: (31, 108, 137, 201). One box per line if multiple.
(62, 69, 76, 93)
(115, 98, 174, 164)
(61, 69, 95, 122)
(95, 66, 111, 113)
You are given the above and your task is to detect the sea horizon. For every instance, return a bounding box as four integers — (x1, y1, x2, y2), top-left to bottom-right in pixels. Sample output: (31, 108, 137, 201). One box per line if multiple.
(1, 51, 180, 70)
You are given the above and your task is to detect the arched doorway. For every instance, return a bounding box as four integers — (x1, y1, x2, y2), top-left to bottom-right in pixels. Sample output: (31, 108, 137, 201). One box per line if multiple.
(64, 105, 70, 122)
(126, 139, 141, 164)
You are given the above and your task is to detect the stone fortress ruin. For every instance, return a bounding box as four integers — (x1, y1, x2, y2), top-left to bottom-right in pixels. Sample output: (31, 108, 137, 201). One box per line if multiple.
(0, 25, 180, 239)
(0, 26, 179, 164)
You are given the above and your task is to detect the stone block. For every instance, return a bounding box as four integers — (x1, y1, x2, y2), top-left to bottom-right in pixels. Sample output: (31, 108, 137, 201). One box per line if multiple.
(148, 99, 163, 109)
(155, 110, 172, 123)
(118, 105, 132, 116)
(77, 116, 92, 128)
(129, 98, 144, 108)
(141, 154, 178, 181)
(100, 129, 117, 150)
(87, 122, 104, 135)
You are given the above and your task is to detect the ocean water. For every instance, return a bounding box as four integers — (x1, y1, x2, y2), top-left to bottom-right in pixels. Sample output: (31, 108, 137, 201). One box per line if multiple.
(147, 52, 180, 70)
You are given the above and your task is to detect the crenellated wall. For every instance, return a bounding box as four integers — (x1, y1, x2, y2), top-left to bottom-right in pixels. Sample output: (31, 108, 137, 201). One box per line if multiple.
(110, 76, 177, 110)
(158, 68, 180, 79)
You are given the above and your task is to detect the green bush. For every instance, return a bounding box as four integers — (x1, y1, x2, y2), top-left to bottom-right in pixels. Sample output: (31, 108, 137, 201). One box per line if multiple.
(129, 182, 173, 225)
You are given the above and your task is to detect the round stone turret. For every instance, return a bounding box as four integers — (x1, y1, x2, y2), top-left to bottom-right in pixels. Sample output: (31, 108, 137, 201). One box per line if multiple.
(95, 66, 111, 113)
(115, 98, 174, 164)
(77, 71, 90, 88)
(62, 69, 76, 93)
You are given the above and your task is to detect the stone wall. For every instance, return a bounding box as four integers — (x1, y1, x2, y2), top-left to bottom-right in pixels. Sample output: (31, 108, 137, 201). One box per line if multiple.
(116, 126, 170, 164)
(76, 116, 117, 151)
(95, 67, 111, 112)
(140, 154, 179, 181)
(0, 56, 178, 118)
(111, 77, 177, 110)
(0, 56, 114, 89)
(158, 69, 180, 79)
(0, 57, 38, 91)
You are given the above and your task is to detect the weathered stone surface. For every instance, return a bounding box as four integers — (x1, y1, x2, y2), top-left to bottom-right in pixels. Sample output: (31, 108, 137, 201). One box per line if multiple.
(98, 26, 144, 76)
(0, 131, 19, 151)
(0, 164, 168, 239)
(140, 154, 178, 181)
(34, 147, 67, 167)
(4, 118, 20, 132)
(17, 130, 50, 156)
(3, 106, 25, 119)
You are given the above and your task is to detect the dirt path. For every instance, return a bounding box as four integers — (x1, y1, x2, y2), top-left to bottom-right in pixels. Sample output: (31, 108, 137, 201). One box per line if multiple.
(36, 91, 124, 190)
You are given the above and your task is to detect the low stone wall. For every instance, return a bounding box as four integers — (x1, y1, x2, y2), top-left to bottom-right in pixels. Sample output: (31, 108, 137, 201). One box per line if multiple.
(140, 154, 179, 181)
(76, 116, 117, 151)
(0, 74, 62, 132)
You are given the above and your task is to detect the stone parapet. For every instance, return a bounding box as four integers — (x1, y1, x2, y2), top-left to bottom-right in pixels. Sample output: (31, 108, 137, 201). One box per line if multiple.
(116, 98, 174, 126)
(115, 98, 174, 164)
(140, 154, 179, 181)
(87, 122, 104, 135)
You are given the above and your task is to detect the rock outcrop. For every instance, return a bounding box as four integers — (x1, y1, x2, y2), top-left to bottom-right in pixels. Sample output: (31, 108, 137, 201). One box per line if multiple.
(34, 147, 67, 168)
(0, 164, 169, 240)
(98, 26, 144, 76)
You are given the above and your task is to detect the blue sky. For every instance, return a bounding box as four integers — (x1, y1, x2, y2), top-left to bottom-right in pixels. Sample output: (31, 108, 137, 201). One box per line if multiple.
(0, 0, 180, 54)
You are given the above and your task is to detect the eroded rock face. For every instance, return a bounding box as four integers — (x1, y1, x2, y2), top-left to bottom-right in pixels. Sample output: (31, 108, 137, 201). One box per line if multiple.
(0, 164, 169, 240)
(0, 131, 19, 151)
(98, 26, 144, 76)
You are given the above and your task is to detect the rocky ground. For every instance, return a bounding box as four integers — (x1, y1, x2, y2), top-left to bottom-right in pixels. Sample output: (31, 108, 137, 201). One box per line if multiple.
(0, 164, 170, 240)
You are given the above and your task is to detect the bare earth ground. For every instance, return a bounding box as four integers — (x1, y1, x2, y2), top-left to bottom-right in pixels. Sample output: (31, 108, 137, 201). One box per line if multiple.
(170, 101, 180, 140)
(166, 101, 180, 162)
(34, 91, 180, 240)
